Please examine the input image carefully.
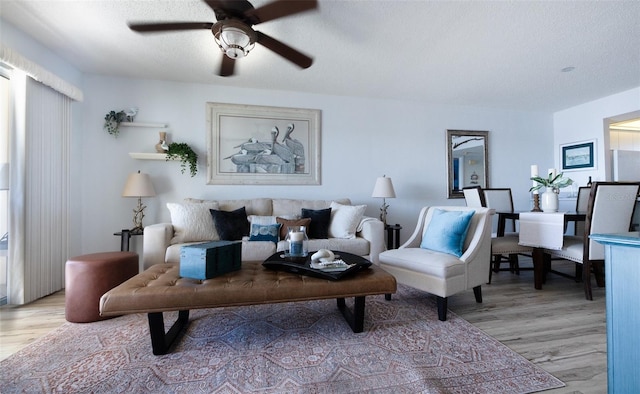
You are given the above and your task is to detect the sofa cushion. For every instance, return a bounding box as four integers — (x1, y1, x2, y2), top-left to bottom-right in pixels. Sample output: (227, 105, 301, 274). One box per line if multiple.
(329, 201, 367, 239)
(272, 198, 350, 217)
(248, 215, 277, 225)
(167, 202, 219, 244)
(186, 198, 272, 216)
(210, 207, 249, 241)
(249, 223, 282, 243)
(301, 208, 332, 239)
(276, 217, 312, 240)
(379, 247, 466, 279)
(420, 209, 475, 257)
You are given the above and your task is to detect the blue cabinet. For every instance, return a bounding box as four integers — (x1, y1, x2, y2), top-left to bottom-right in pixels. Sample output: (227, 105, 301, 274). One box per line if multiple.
(591, 232, 640, 394)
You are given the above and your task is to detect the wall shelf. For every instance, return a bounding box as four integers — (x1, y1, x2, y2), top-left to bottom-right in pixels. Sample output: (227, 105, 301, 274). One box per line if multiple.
(120, 122, 167, 128)
(129, 152, 173, 160)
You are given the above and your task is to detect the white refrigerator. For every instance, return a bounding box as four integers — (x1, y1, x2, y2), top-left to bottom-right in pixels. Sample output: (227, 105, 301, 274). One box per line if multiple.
(612, 150, 640, 230)
(612, 150, 640, 181)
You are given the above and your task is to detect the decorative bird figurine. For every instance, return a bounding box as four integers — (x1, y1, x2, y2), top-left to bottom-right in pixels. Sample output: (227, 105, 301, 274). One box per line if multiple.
(124, 107, 138, 122)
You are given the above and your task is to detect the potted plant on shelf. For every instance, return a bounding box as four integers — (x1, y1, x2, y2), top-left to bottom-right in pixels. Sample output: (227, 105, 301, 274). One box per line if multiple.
(166, 142, 198, 177)
(530, 171, 573, 212)
(103, 107, 138, 137)
(103, 110, 127, 136)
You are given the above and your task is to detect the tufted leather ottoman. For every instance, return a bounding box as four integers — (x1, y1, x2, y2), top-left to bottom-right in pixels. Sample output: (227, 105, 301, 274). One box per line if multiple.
(65, 251, 139, 323)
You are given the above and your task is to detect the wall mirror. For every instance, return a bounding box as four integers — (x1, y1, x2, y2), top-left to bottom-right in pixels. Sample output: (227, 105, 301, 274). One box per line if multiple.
(447, 129, 489, 199)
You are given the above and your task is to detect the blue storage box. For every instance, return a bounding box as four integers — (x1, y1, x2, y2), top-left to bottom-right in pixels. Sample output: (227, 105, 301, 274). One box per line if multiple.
(179, 241, 242, 280)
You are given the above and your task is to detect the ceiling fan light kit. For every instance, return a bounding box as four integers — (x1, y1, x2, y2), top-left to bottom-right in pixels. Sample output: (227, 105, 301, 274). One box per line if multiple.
(212, 20, 256, 59)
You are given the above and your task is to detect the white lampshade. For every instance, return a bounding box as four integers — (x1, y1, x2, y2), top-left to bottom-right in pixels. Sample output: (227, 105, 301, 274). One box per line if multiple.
(0, 163, 9, 190)
(371, 176, 396, 199)
(122, 171, 156, 198)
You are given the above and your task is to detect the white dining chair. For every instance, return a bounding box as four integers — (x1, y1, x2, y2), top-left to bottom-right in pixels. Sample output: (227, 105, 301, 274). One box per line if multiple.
(573, 186, 591, 236)
(483, 188, 516, 233)
(463, 186, 485, 208)
(544, 182, 640, 300)
(483, 188, 533, 283)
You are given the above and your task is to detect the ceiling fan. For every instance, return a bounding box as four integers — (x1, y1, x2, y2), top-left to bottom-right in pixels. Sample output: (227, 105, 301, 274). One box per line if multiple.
(128, 0, 318, 77)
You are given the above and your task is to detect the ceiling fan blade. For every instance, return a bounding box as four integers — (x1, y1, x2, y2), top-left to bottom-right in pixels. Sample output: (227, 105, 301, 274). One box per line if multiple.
(256, 31, 313, 69)
(128, 22, 213, 32)
(246, 0, 317, 25)
(219, 55, 236, 77)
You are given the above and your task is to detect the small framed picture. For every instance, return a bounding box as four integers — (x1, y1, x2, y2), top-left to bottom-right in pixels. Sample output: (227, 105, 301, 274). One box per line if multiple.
(560, 140, 596, 171)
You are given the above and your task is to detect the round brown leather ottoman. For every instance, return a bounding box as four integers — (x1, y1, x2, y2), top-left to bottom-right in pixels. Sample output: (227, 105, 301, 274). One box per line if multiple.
(65, 251, 138, 323)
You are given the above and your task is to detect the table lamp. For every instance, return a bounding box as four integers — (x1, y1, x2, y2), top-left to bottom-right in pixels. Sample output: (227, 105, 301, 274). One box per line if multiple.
(372, 175, 396, 225)
(122, 170, 156, 234)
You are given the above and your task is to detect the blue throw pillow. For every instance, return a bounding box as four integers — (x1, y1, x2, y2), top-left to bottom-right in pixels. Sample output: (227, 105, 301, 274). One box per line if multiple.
(420, 209, 475, 257)
(249, 223, 282, 243)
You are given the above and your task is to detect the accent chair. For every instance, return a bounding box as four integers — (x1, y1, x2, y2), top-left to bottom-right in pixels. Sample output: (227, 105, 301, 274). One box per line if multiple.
(379, 206, 493, 321)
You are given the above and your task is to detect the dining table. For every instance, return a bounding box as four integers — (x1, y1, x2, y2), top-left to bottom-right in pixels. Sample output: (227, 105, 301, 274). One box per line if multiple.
(496, 211, 586, 290)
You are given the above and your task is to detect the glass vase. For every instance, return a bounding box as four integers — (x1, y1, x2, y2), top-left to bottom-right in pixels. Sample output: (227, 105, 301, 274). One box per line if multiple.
(286, 226, 309, 257)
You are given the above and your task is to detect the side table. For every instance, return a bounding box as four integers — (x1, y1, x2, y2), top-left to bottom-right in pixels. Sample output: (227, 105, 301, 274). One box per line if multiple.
(114, 229, 142, 252)
(385, 224, 402, 250)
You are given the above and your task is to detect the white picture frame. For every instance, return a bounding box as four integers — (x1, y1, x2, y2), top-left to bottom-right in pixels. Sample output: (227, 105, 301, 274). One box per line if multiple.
(206, 102, 321, 185)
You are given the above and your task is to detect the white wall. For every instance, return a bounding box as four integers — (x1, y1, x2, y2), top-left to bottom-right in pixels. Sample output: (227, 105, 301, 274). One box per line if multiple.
(553, 88, 640, 186)
(3, 17, 555, 256)
(81, 75, 553, 252)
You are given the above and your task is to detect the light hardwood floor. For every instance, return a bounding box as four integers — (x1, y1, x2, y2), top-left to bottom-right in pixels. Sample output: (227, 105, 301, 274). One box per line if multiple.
(0, 258, 606, 393)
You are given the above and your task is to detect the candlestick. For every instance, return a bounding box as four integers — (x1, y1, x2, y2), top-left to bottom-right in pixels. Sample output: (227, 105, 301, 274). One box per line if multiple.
(532, 193, 542, 212)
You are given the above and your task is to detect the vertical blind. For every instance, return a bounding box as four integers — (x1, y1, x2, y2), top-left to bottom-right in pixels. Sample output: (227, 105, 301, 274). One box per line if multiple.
(8, 76, 71, 304)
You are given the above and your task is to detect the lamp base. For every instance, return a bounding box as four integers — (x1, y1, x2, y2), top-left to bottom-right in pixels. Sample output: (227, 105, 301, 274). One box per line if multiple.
(131, 197, 147, 233)
(129, 227, 144, 235)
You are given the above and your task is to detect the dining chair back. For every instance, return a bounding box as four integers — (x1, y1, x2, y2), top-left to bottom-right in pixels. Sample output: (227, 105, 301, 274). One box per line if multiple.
(463, 186, 485, 208)
(546, 181, 640, 300)
(574, 186, 591, 236)
(576, 186, 591, 212)
(585, 182, 639, 261)
(483, 188, 515, 232)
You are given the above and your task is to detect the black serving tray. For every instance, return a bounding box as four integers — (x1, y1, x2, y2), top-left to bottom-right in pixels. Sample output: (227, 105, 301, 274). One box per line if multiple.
(262, 250, 372, 280)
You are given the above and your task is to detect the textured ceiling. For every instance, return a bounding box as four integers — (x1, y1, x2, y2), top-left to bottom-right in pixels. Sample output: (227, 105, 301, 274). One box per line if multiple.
(1, 0, 639, 112)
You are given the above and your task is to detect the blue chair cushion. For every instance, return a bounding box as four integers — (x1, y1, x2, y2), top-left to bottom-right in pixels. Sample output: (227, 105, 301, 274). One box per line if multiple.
(420, 209, 475, 257)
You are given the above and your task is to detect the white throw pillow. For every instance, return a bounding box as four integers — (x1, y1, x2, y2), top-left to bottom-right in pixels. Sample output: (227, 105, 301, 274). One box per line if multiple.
(329, 201, 367, 239)
(167, 202, 219, 244)
(247, 215, 277, 225)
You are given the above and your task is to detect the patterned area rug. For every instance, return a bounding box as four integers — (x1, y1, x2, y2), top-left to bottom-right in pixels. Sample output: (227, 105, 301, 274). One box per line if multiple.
(1, 285, 563, 393)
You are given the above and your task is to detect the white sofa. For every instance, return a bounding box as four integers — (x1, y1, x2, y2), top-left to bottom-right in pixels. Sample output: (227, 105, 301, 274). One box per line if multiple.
(142, 198, 385, 270)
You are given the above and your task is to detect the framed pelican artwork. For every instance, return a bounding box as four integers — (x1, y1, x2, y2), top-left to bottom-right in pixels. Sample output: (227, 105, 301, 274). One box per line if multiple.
(206, 102, 321, 185)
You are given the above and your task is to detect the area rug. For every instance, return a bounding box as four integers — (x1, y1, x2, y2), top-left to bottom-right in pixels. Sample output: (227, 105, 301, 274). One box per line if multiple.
(0, 285, 563, 393)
